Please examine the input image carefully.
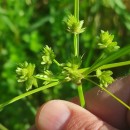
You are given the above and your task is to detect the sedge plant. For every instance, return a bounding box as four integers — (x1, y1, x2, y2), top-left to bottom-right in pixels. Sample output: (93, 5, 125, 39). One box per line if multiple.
(1, 0, 130, 111)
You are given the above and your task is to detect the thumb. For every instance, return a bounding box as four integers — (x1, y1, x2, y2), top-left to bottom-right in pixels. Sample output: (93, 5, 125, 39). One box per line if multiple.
(36, 100, 118, 130)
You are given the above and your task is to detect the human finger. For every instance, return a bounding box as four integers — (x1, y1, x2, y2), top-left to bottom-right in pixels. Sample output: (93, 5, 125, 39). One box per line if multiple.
(36, 100, 119, 130)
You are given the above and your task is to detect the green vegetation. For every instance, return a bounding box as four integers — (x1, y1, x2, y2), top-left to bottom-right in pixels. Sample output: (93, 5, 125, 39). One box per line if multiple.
(1, 0, 130, 129)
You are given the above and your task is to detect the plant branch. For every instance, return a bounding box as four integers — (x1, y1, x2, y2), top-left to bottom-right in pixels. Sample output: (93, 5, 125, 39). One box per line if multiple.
(85, 45, 130, 75)
(53, 59, 61, 66)
(86, 78, 130, 110)
(99, 61, 130, 70)
(74, 0, 85, 108)
(74, 0, 79, 20)
(74, 0, 79, 56)
(0, 82, 59, 109)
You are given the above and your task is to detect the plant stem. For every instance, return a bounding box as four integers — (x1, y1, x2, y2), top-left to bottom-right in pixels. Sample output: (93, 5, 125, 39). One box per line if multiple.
(87, 79, 130, 110)
(53, 59, 61, 66)
(74, 0, 85, 108)
(99, 86, 130, 110)
(86, 45, 130, 75)
(0, 82, 59, 109)
(79, 60, 130, 78)
(99, 61, 130, 70)
(74, 34, 78, 56)
(74, 0, 79, 19)
(78, 84, 85, 108)
(0, 124, 8, 130)
(74, 0, 79, 56)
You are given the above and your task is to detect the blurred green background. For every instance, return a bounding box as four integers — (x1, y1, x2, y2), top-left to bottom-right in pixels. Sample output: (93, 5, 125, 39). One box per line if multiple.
(0, 0, 130, 129)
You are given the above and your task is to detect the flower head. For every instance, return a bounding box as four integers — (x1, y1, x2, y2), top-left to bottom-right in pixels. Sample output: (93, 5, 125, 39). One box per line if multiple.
(16, 61, 37, 91)
(41, 45, 55, 69)
(96, 69, 114, 87)
(62, 56, 83, 84)
(98, 30, 120, 53)
(65, 14, 85, 34)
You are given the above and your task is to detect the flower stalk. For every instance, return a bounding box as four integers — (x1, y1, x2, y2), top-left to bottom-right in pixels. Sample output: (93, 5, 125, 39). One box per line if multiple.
(78, 84, 85, 108)
(74, 0, 85, 108)
(87, 79, 130, 110)
(0, 82, 59, 109)
(74, 0, 79, 56)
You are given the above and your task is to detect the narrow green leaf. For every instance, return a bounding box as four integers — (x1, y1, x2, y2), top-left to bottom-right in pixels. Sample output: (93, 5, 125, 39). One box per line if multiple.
(87, 45, 130, 74)
(0, 124, 8, 130)
(0, 82, 59, 109)
(86, 78, 130, 110)
(99, 61, 130, 70)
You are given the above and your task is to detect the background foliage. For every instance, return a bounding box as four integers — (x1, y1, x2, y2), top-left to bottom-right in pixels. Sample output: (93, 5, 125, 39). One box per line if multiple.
(0, 0, 130, 129)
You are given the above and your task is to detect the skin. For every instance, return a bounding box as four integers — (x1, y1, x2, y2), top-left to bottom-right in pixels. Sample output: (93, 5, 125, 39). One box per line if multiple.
(29, 75, 130, 130)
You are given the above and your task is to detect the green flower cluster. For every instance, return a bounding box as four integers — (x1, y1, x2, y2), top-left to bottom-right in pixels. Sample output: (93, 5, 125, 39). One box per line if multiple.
(16, 62, 37, 91)
(62, 56, 83, 84)
(41, 45, 55, 69)
(98, 30, 120, 53)
(96, 69, 114, 87)
(65, 15, 85, 34)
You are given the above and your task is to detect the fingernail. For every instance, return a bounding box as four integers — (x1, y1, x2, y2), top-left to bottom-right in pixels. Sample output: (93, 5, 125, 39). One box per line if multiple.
(37, 100, 70, 130)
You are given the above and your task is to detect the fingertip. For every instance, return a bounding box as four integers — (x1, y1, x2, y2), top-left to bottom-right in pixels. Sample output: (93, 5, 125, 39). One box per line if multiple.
(35, 100, 70, 130)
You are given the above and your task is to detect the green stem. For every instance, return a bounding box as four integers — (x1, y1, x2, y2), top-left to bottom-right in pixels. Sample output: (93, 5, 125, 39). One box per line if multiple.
(99, 61, 130, 70)
(80, 60, 130, 78)
(74, 0, 79, 19)
(86, 46, 130, 75)
(99, 86, 130, 110)
(91, 53, 105, 68)
(53, 59, 61, 66)
(0, 82, 59, 109)
(77, 84, 85, 108)
(87, 79, 130, 110)
(0, 124, 8, 130)
(74, 0, 85, 108)
(74, 0, 79, 56)
(74, 34, 78, 56)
